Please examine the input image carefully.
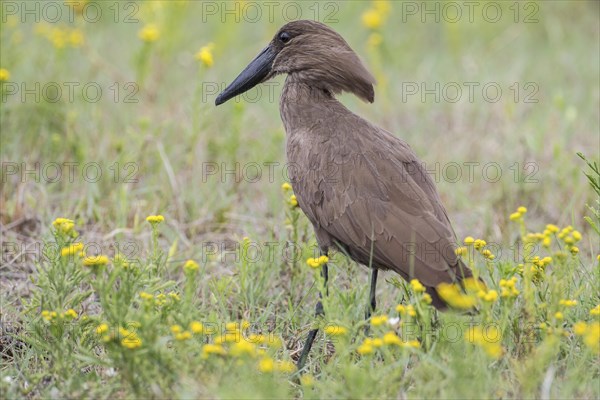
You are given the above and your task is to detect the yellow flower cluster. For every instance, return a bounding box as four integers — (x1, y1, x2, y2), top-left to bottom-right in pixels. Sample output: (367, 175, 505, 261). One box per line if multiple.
(288, 194, 298, 207)
(41, 310, 58, 321)
(52, 217, 77, 237)
(35, 24, 84, 49)
(119, 327, 143, 350)
(370, 315, 389, 326)
(509, 206, 528, 221)
(465, 326, 502, 358)
(60, 243, 85, 258)
(559, 299, 577, 307)
(410, 279, 425, 293)
(460, 236, 494, 259)
(146, 214, 165, 224)
(436, 282, 476, 309)
(590, 305, 600, 316)
(499, 277, 519, 298)
(0, 68, 10, 81)
(83, 255, 110, 267)
(171, 325, 193, 341)
(361, 0, 392, 30)
(281, 182, 292, 192)
(396, 304, 417, 317)
(477, 289, 499, 303)
(139, 291, 180, 307)
(139, 24, 160, 42)
(573, 321, 600, 353)
(324, 325, 348, 336)
(306, 255, 328, 269)
(195, 43, 214, 67)
(357, 332, 420, 355)
(183, 259, 200, 274)
(258, 358, 296, 374)
(530, 256, 552, 282)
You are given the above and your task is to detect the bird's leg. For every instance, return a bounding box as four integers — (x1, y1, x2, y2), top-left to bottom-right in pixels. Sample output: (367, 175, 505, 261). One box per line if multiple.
(364, 268, 378, 335)
(296, 262, 328, 372)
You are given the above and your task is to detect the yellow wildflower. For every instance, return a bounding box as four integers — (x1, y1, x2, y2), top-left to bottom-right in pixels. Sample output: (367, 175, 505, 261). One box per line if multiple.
(357, 343, 374, 355)
(554, 312, 564, 320)
(202, 344, 226, 358)
(590, 305, 600, 316)
(464, 236, 475, 245)
(436, 283, 476, 309)
(63, 309, 78, 319)
(60, 243, 84, 257)
(0, 68, 10, 81)
(190, 321, 204, 334)
(275, 360, 297, 373)
(573, 321, 587, 336)
(465, 326, 502, 358)
(170, 325, 183, 334)
(183, 259, 200, 273)
(68, 29, 84, 47)
(306, 256, 327, 269)
(195, 43, 214, 67)
(509, 212, 522, 221)
(175, 331, 192, 341)
(83, 255, 110, 267)
(122, 336, 142, 349)
(139, 24, 160, 42)
(289, 194, 298, 207)
(258, 357, 275, 372)
(370, 315, 388, 326)
(96, 323, 109, 334)
(52, 217, 76, 235)
(546, 224, 559, 233)
(583, 322, 599, 353)
(405, 339, 421, 349)
(382, 331, 402, 346)
(373, 0, 392, 16)
(281, 182, 292, 191)
(517, 206, 527, 214)
(559, 299, 577, 307)
(569, 246, 579, 255)
(41, 310, 58, 321)
(146, 214, 164, 224)
(571, 230, 582, 241)
(422, 293, 432, 304)
(230, 340, 256, 357)
(362, 8, 382, 30)
(324, 325, 347, 336)
(372, 338, 384, 347)
(455, 246, 467, 256)
(410, 279, 426, 293)
(473, 239, 487, 250)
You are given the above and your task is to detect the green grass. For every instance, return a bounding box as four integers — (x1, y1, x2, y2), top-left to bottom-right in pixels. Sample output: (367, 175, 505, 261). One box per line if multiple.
(1, 1, 599, 399)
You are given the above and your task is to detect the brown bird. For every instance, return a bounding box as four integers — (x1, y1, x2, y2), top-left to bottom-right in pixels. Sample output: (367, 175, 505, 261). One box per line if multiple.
(215, 20, 473, 370)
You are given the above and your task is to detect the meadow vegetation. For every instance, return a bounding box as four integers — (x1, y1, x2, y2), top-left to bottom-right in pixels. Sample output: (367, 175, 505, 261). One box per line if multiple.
(1, 1, 599, 398)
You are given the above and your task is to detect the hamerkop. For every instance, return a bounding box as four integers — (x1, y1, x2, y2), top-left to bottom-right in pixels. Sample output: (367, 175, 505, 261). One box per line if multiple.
(215, 20, 474, 370)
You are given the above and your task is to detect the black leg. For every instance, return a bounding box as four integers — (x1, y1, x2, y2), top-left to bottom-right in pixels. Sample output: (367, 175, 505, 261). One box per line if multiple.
(297, 262, 328, 372)
(365, 268, 378, 320)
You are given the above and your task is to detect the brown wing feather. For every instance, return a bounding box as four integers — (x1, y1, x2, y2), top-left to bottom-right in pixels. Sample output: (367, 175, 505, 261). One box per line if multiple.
(288, 110, 471, 288)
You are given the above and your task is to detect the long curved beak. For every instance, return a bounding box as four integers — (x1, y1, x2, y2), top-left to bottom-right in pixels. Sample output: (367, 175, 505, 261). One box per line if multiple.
(215, 44, 277, 106)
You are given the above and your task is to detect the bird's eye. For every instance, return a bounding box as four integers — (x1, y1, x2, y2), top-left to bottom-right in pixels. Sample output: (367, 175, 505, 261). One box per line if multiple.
(279, 31, 291, 43)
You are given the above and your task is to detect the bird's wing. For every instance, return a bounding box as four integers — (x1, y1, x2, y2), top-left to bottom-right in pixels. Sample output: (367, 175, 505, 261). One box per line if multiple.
(292, 113, 469, 287)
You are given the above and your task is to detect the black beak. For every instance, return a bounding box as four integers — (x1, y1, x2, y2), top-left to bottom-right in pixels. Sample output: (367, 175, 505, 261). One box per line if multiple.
(215, 44, 277, 106)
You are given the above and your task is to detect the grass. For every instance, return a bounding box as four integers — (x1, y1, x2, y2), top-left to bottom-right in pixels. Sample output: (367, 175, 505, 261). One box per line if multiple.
(1, 1, 599, 399)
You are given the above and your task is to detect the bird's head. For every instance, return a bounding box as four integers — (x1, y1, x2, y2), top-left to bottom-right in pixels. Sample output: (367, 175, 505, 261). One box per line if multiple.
(215, 20, 376, 106)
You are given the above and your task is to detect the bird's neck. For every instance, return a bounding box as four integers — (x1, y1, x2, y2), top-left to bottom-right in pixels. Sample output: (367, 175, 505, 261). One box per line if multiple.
(279, 74, 346, 134)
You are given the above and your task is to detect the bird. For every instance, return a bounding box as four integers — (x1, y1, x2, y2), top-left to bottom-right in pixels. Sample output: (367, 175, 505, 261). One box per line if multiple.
(215, 20, 474, 371)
